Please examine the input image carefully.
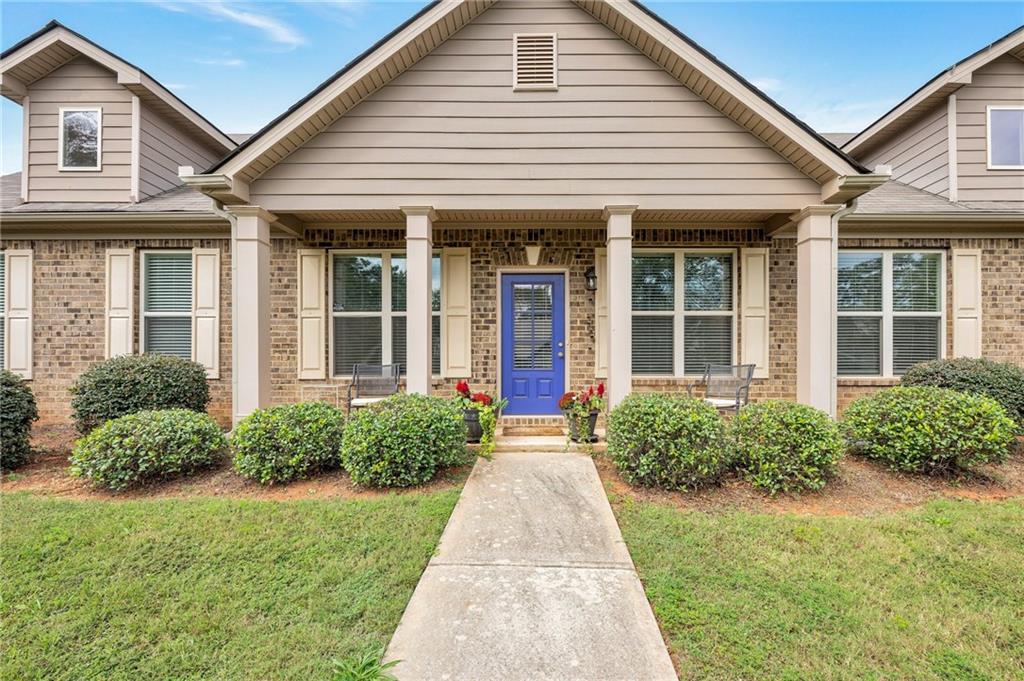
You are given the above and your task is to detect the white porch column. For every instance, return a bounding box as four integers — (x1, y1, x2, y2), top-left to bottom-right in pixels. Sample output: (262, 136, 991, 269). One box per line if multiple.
(604, 205, 637, 408)
(794, 205, 839, 415)
(228, 205, 274, 425)
(402, 206, 435, 394)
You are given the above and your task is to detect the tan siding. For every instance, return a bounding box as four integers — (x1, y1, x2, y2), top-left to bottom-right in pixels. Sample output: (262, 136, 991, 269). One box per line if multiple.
(25, 57, 133, 203)
(252, 0, 820, 212)
(863, 103, 949, 197)
(956, 55, 1024, 203)
(138, 103, 222, 199)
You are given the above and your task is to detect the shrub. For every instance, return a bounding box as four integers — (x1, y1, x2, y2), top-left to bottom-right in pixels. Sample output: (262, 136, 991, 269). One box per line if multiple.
(843, 386, 1016, 474)
(70, 409, 226, 490)
(71, 354, 210, 433)
(1, 370, 38, 470)
(342, 394, 467, 488)
(732, 401, 843, 494)
(232, 402, 345, 484)
(607, 393, 730, 490)
(901, 358, 1024, 431)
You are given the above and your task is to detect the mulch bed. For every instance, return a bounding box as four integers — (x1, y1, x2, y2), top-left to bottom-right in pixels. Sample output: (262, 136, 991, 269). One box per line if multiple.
(1, 422, 470, 502)
(596, 441, 1024, 516)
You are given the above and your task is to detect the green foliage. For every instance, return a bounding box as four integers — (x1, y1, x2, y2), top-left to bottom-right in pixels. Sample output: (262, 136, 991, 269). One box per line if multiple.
(332, 646, 399, 681)
(843, 386, 1016, 474)
(231, 402, 345, 484)
(0, 370, 38, 470)
(607, 393, 730, 490)
(732, 401, 843, 494)
(70, 409, 226, 490)
(70, 354, 210, 433)
(901, 357, 1024, 431)
(342, 394, 468, 488)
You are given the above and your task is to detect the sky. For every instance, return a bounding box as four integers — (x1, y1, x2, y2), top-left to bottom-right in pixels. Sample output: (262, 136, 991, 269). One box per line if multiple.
(1, 0, 1022, 174)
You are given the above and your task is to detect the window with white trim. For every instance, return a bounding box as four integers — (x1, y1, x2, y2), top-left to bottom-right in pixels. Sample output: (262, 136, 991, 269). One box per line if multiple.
(58, 107, 102, 171)
(331, 252, 441, 376)
(0, 254, 5, 370)
(837, 250, 944, 377)
(141, 251, 193, 358)
(988, 106, 1024, 169)
(631, 250, 735, 376)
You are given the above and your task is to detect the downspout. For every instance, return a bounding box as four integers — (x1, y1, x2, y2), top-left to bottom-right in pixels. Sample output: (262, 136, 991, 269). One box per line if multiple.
(209, 199, 239, 430)
(830, 199, 858, 417)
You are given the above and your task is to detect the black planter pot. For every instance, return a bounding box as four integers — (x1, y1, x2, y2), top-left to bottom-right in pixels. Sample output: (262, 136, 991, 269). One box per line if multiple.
(565, 409, 600, 443)
(464, 409, 483, 443)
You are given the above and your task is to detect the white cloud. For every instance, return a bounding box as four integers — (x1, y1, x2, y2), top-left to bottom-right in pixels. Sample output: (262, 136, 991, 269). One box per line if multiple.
(194, 57, 247, 67)
(150, 0, 306, 48)
(750, 77, 783, 94)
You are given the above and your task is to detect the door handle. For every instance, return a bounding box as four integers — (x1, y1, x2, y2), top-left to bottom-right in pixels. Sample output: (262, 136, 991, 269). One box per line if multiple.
(557, 351, 564, 358)
(557, 341, 564, 348)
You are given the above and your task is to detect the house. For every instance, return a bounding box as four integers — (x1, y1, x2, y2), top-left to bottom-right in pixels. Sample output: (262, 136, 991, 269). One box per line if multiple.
(1, 1, 1021, 428)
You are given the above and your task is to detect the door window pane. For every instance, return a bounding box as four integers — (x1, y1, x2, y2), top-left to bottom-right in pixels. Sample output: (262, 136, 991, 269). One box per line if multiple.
(512, 284, 553, 370)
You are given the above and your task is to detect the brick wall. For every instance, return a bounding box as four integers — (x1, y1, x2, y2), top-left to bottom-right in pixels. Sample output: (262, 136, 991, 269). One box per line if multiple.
(1, 237, 232, 425)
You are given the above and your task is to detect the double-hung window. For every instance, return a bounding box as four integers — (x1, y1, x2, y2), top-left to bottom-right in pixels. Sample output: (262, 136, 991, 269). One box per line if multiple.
(58, 107, 102, 171)
(331, 251, 441, 376)
(987, 106, 1024, 169)
(141, 251, 193, 358)
(837, 250, 944, 377)
(631, 250, 735, 376)
(0, 255, 5, 370)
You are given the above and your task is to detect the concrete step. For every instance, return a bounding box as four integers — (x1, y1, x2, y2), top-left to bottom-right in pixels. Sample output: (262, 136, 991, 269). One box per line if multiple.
(492, 434, 607, 454)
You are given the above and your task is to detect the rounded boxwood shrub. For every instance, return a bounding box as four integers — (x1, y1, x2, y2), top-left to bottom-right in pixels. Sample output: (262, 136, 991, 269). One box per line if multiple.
(342, 394, 468, 488)
(607, 393, 730, 490)
(901, 358, 1024, 431)
(843, 386, 1016, 474)
(232, 402, 345, 484)
(732, 401, 843, 494)
(1, 370, 38, 470)
(71, 354, 210, 433)
(70, 409, 226, 490)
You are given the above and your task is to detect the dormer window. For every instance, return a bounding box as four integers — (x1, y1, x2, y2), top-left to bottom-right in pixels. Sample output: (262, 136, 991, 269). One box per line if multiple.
(58, 107, 102, 171)
(987, 106, 1024, 170)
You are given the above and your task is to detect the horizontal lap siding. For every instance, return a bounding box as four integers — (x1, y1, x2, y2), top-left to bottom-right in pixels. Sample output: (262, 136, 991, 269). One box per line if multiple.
(956, 55, 1024, 202)
(26, 58, 133, 203)
(863, 104, 949, 197)
(139, 104, 222, 200)
(252, 0, 820, 211)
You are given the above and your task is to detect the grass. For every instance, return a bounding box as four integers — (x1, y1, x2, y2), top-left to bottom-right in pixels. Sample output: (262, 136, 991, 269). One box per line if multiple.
(613, 495, 1024, 681)
(1, 490, 460, 680)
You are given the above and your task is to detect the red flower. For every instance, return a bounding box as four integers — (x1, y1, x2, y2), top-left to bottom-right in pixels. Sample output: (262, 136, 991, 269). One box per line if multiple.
(471, 392, 492, 406)
(558, 391, 576, 410)
(597, 383, 605, 397)
(455, 380, 471, 396)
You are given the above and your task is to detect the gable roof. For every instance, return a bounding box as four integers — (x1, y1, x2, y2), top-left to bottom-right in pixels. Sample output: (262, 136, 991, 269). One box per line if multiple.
(843, 24, 1024, 157)
(0, 20, 235, 153)
(208, 0, 867, 186)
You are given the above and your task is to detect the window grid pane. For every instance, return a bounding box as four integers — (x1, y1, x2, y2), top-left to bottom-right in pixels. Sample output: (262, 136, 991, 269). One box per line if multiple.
(837, 253, 882, 312)
(334, 316, 382, 374)
(684, 254, 732, 311)
(144, 317, 192, 359)
(333, 256, 382, 312)
(683, 316, 732, 374)
(391, 315, 406, 373)
(632, 316, 673, 375)
(432, 255, 442, 312)
(432, 314, 441, 375)
(837, 317, 882, 376)
(144, 253, 192, 312)
(893, 253, 941, 312)
(893, 317, 941, 375)
(632, 254, 674, 311)
(391, 256, 407, 312)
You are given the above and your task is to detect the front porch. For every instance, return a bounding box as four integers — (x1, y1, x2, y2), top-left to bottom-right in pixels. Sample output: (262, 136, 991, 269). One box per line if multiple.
(223, 206, 845, 425)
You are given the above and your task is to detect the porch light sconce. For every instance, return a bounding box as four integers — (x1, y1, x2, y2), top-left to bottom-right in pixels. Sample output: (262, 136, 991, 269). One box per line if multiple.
(525, 245, 541, 266)
(584, 266, 598, 292)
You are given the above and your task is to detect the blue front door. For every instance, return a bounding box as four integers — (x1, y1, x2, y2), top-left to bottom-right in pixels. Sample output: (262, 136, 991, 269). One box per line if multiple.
(501, 273, 566, 415)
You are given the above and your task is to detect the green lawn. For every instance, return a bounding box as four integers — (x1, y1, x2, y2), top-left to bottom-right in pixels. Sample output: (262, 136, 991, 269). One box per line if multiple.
(1, 491, 460, 680)
(613, 496, 1024, 681)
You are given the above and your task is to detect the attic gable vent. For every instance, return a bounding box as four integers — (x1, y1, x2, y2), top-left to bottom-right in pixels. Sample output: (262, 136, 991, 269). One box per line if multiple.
(513, 33, 557, 91)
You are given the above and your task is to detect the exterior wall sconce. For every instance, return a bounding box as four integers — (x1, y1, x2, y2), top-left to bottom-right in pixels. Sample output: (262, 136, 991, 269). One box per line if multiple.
(584, 266, 598, 292)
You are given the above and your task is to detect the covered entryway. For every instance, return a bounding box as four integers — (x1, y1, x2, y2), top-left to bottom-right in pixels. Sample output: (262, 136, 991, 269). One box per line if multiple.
(500, 273, 566, 415)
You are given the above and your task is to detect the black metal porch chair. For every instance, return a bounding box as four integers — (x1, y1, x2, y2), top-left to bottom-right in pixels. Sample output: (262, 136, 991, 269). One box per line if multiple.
(686, 363, 756, 414)
(346, 363, 401, 412)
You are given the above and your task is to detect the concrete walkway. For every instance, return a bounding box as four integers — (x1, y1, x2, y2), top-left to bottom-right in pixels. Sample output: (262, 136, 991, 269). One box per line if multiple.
(386, 451, 677, 681)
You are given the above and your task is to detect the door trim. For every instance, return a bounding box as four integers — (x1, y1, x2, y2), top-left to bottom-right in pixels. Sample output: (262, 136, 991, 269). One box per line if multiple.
(496, 267, 571, 414)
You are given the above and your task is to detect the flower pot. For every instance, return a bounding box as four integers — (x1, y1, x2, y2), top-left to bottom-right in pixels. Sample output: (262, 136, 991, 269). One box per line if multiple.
(565, 409, 600, 443)
(464, 408, 483, 443)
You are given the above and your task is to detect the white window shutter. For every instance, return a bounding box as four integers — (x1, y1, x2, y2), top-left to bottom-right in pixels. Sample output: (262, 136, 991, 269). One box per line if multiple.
(105, 248, 134, 358)
(192, 248, 220, 378)
(952, 248, 982, 358)
(442, 248, 472, 378)
(5, 250, 33, 378)
(297, 249, 327, 379)
(594, 248, 608, 378)
(740, 248, 770, 379)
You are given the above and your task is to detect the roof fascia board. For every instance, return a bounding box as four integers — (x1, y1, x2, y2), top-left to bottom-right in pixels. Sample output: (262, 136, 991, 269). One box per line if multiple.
(820, 172, 892, 203)
(844, 25, 1024, 155)
(214, 0, 465, 179)
(0, 211, 226, 224)
(843, 213, 1024, 225)
(601, 0, 865, 178)
(0, 73, 27, 100)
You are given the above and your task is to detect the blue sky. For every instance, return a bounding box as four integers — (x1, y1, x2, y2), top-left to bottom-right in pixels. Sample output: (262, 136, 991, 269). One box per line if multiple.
(2, 1, 1022, 173)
